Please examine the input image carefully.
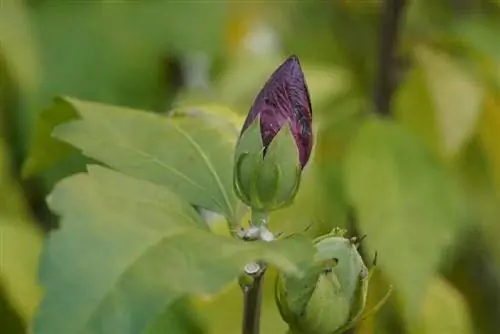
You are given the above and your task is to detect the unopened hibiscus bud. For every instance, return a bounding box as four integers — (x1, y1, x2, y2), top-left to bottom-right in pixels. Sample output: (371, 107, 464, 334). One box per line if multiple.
(275, 228, 388, 334)
(233, 55, 313, 212)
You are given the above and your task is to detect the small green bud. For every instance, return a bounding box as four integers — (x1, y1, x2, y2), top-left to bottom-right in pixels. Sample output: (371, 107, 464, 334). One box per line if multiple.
(275, 229, 381, 334)
(233, 116, 301, 211)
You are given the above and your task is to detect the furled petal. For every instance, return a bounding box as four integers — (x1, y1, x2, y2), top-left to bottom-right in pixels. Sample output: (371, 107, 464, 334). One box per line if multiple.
(240, 55, 313, 168)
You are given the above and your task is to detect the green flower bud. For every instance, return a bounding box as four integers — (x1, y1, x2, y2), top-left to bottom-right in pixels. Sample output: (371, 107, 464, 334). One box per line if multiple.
(275, 229, 377, 334)
(233, 55, 313, 212)
(233, 116, 301, 211)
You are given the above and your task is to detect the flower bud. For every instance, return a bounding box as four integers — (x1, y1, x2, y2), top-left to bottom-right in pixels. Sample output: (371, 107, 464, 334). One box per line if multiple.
(233, 55, 313, 211)
(275, 229, 372, 334)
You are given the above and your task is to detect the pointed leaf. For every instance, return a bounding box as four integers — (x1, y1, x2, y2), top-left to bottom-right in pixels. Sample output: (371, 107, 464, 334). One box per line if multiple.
(415, 46, 484, 156)
(50, 97, 239, 221)
(22, 98, 79, 178)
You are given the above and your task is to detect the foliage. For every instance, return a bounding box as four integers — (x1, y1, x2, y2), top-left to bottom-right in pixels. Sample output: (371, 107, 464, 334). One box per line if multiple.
(1, 0, 500, 334)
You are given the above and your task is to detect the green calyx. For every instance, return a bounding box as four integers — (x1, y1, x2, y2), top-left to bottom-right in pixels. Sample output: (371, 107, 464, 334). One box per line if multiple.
(233, 116, 301, 212)
(275, 229, 392, 334)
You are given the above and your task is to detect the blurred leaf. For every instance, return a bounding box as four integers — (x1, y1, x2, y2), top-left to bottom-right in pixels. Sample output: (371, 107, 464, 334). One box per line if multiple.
(215, 53, 285, 112)
(475, 95, 500, 303)
(0, 0, 41, 160)
(300, 63, 350, 120)
(0, 218, 43, 321)
(36, 97, 240, 223)
(415, 45, 484, 156)
(0, 0, 40, 98)
(453, 18, 500, 62)
(416, 276, 473, 334)
(29, 0, 227, 110)
(450, 138, 500, 334)
(478, 95, 500, 192)
(0, 144, 31, 219)
(274, 1, 379, 95)
(22, 98, 79, 178)
(270, 1, 339, 65)
(0, 139, 43, 328)
(451, 19, 500, 95)
(34, 165, 314, 334)
(3, 0, 226, 166)
(394, 67, 441, 156)
(344, 118, 466, 323)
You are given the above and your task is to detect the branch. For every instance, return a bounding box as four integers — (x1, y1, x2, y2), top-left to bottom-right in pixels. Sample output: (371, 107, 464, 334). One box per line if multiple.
(372, 0, 408, 116)
(239, 211, 272, 334)
(241, 263, 266, 334)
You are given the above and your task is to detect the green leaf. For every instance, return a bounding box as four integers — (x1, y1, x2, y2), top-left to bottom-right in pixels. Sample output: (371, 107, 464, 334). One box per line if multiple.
(22, 97, 79, 178)
(343, 118, 466, 323)
(0, 219, 43, 322)
(0, 139, 43, 330)
(0, 0, 42, 158)
(47, 96, 239, 222)
(34, 166, 314, 334)
(394, 67, 441, 156)
(0, 0, 39, 93)
(415, 45, 484, 156)
(451, 19, 500, 95)
(478, 95, 500, 193)
(214, 54, 285, 112)
(170, 104, 245, 137)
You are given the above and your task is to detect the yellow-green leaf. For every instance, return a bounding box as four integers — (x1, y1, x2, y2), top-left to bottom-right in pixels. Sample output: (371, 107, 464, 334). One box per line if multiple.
(415, 276, 473, 334)
(343, 118, 466, 323)
(34, 166, 314, 334)
(415, 45, 484, 156)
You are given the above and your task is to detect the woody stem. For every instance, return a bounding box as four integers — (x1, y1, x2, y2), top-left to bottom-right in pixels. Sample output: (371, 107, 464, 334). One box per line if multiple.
(240, 210, 270, 334)
(241, 263, 266, 334)
(372, 0, 407, 116)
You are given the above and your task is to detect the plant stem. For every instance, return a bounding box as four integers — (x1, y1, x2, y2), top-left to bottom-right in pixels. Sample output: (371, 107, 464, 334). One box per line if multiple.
(242, 264, 266, 334)
(250, 210, 268, 227)
(240, 210, 270, 334)
(372, 0, 407, 116)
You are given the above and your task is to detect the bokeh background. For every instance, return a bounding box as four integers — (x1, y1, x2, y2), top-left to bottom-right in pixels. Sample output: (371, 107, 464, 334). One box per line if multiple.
(1, 0, 500, 333)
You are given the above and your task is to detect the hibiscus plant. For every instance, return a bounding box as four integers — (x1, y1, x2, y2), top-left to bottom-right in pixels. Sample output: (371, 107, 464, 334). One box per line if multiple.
(24, 52, 392, 334)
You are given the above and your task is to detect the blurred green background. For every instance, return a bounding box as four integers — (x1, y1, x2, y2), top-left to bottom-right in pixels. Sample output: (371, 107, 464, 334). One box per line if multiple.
(1, 0, 500, 333)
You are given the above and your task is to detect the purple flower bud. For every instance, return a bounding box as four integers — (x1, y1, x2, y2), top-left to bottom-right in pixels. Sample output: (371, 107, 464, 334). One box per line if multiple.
(240, 55, 313, 168)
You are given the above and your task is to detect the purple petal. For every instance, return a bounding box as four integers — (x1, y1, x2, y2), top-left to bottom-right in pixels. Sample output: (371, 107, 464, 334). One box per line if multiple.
(240, 55, 313, 168)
